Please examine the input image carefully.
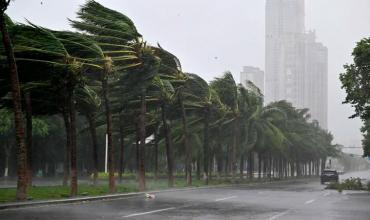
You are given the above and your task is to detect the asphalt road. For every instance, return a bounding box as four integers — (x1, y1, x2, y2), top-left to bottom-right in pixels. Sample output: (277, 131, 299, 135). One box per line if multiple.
(1, 174, 370, 220)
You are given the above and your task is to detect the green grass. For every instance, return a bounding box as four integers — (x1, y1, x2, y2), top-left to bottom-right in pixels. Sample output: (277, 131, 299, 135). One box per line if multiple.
(0, 176, 270, 204)
(0, 184, 138, 204)
(96, 172, 191, 180)
(0, 178, 225, 204)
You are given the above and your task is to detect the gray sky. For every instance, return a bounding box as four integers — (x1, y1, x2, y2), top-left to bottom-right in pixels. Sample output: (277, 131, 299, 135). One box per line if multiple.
(7, 0, 370, 152)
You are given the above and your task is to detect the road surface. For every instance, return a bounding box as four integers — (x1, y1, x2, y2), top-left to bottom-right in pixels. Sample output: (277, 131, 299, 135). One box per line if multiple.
(1, 173, 370, 219)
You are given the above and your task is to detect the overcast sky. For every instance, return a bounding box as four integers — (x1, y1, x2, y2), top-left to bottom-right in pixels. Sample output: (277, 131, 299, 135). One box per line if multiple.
(7, 0, 370, 153)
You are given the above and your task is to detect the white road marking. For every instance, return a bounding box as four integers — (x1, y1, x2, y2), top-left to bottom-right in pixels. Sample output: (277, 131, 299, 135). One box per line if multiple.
(323, 192, 331, 197)
(214, 196, 237, 202)
(304, 199, 315, 204)
(268, 210, 290, 220)
(122, 207, 176, 218)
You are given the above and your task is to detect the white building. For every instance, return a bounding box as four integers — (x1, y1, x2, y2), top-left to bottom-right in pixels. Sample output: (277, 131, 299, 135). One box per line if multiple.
(265, 0, 328, 129)
(240, 66, 265, 95)
(304, 31, 328, 129)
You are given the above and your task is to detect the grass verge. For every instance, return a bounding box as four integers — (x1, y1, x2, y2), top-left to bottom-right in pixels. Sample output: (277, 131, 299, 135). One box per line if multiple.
(0, 178, 236, 204)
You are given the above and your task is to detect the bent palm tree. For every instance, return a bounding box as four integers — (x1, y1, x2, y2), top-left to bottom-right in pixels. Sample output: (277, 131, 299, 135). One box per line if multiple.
(0, 4, 27, 200)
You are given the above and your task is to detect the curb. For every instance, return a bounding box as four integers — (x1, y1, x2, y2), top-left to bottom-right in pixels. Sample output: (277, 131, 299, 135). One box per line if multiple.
(0, 177, 318, 211)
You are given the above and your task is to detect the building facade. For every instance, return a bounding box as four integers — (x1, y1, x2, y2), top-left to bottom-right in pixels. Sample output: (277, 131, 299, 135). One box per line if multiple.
(240, 66, 265, 94)
(265, 0, 328, 129)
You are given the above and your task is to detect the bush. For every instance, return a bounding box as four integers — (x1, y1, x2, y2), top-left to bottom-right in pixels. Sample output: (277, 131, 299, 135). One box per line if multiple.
(326, 177, 364, 192)
(366, 181, 370, 191)
(342, 178, 363, 190)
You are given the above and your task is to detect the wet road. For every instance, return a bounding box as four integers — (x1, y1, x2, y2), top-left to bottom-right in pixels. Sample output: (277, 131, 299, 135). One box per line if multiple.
(1, 175, 370, 220)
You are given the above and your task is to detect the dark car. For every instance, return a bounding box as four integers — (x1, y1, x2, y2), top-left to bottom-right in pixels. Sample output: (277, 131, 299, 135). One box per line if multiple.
(320, 169, 339, 184)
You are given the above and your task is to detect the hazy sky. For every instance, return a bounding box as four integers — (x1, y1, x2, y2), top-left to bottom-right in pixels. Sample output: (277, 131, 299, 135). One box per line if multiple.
(7, 0, 370, 153)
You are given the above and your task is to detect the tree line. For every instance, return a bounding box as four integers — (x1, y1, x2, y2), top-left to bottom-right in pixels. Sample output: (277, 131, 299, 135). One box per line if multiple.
(0, 0, 338, 200)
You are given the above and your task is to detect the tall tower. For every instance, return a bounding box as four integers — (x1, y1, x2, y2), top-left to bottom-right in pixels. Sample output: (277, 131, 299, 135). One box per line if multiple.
(265, 0, 328, 129)
(265, 0, 305, 105)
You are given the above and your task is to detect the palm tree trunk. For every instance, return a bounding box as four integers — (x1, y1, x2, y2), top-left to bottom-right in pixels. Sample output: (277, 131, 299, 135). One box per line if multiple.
(154, 126, 159, 180)
(25, 92, 33, 186)
(321, 158, 326, 172)
(225, 144, 230, 176)
(102, 78, 116, 193)
(216, 130, 223, 179)
(161, 104, 174, 187)
(62, 106, 71, 187)
(0, 7, 28, 201)
(135, 125, 139, 174)
(69, 93, 78, 197)
(247, 152, 252, 179)
(258, 153, 262, 180)
(203, 108, 210, 185)
(196, 151, 201, 180)
(269, 153, 272, 180)
(118, 115, 125, 184)
(231, 120, 238, 179)
(179, 93, 191, 186)
(239, 155, 244, 179)
(138, 88, 147, 191)
(263, 156, 267, 178)
(87, 114, 98, 186)
(4, 141, 10, 178)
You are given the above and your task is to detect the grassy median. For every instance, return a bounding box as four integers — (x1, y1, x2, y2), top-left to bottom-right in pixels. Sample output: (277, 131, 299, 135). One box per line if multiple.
(0, 178, 224, 204)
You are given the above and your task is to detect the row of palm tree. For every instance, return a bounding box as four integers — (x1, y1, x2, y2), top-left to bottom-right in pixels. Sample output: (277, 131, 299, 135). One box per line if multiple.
(0, 0, 338, 200)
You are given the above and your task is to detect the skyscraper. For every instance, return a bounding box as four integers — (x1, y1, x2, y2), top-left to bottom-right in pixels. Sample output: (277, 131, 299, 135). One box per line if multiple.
(304, 31, 328, 129)
(265, 0, 328, 129)
(240, 66, 265, 94)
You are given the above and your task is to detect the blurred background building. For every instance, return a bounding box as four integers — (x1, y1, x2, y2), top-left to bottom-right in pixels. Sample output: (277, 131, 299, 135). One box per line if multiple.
(265, 0, 328, 129)
(240, 66, 265, 94)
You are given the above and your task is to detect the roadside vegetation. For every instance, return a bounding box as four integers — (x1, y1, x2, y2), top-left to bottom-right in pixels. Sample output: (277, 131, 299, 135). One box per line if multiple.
(326, 178, 370, 192)
(0, 177, 280, 203)
(340, 38, 370, 159)
(1, 0, 338, 201)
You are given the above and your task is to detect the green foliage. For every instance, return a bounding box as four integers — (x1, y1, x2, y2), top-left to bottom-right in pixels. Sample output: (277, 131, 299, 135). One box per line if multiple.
(340, 37, 370, 156)
(326, 178, 364, 192)
(0, 108, 48, 136)
(0, 108, 12, 134)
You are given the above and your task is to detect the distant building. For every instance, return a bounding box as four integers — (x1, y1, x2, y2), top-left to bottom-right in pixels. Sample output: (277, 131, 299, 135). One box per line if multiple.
(240, 66, 265, 94)
(304, 31, 328, 129)
(265, 0, 328, 129)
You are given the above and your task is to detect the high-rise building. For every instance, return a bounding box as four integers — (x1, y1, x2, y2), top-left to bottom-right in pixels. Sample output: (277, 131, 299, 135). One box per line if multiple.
(304, 31, 328, 129)
(240, 66, 265, 94)
(265, 0, 328, 129)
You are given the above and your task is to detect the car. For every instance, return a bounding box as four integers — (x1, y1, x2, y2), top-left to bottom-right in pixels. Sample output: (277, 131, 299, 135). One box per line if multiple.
(320, 169, 339, 184)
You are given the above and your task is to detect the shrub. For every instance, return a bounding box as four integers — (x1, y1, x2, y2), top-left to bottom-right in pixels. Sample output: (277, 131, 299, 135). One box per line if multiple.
(366, 181, 370, 191)
(325, 177, 364, 192)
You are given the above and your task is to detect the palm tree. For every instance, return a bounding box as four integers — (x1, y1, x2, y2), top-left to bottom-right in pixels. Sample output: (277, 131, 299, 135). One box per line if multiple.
(181, 73, 223, 184)
(2, 22, 105, 196)
(211, 72, 239, 178)
(75, 85, 101, 185)
(72, 0, 145, 192)
(151, 76, 177, 186)
(0, 5, 27, 200)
